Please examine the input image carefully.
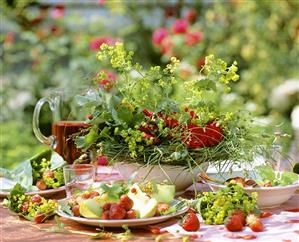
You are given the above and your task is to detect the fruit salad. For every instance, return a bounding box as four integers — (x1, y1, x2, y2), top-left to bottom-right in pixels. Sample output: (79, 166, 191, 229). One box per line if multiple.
(225, 165, 298, 188)
(4, 184, 58, 223)
(61, 181, 179, 220)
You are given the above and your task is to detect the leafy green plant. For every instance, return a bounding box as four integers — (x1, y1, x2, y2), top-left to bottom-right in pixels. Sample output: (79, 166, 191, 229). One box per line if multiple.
(74, 43, 272, 170)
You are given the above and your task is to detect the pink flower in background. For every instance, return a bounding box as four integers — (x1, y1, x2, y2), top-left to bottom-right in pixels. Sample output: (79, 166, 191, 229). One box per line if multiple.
(172, 19, 188, 34)
(96, 156, 108, 166)
(89, 36, 118, 51)
(160, 37, 173, 55)
(4, 32, 14, 45)
(51, 5, 65, 19)
(97, 71, 117, 91)
(98, 0, 105, 6)
(107, 71, 117, 81)
(185, 9, 197, 23)
(185, 32, 204, 46)
(152, 28, 169, 45)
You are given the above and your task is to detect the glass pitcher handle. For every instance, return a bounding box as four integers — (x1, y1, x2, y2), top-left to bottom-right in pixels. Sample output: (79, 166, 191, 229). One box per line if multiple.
(32, 97, 56, 147)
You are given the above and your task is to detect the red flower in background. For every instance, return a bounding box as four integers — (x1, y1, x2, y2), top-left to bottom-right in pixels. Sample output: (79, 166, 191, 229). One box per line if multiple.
(160, 37, 173, 55)
(185, 9, 197, 23)
(185, 32, 203, 46)
(98, 0, 105, 6)
(4, 32, 14, 45)
(97, 71, 116, 91)
(51, 5, 65, 19)
(172, 19, 188, 34)
(197, 57, 205, 69)
(152, 28, 169, 45)
(89, 36, 118, 51)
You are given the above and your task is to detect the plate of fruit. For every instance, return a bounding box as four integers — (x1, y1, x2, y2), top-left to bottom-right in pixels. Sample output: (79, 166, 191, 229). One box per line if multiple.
(199, 165, 299, 208)
(3, 183, 58, 223)
(0, 150, 66, 198)
(57, 181, 188, 227)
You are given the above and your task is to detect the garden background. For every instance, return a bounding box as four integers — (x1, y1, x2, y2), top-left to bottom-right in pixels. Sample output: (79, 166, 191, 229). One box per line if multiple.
(1, 0, 299, 168)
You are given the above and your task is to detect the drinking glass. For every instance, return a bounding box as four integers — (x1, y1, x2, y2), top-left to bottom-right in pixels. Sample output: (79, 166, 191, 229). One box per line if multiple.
(63, 164, 96, 197)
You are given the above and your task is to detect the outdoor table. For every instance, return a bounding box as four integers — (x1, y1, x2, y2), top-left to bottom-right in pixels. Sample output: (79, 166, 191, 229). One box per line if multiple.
(1, 170, 299, 242)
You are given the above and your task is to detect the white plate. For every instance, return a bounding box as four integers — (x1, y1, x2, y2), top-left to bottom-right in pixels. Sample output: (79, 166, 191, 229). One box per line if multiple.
(206, 180, 299, 209)
(0, 186, 66, 198)
(57, 199, 188, 227)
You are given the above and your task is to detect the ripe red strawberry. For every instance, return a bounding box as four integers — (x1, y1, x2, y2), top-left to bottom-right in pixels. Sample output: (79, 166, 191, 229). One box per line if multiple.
(231, 210, 246, 225)
(34, 213, 45, 224)
(225, 214, 244, 232)
(87, 114, 93, 120)
(31, 195, 42, 204)
(126, 210, 137, 219)
(21, 201, 29, 213)
(246, 214, 264, 232)
(72, 205, 80, 217)
(260, 212, 273, 218)
(181, 212, 200, 231)
(43, 170, 55, 178)
(118, 195, 134, 211)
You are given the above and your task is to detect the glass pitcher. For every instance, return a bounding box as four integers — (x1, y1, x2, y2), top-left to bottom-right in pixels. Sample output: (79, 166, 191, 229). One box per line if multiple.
(33, 88, 94, 163)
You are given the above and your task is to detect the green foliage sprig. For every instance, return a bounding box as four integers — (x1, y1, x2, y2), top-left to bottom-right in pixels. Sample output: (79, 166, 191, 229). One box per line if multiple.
(75, 43, 270, 169)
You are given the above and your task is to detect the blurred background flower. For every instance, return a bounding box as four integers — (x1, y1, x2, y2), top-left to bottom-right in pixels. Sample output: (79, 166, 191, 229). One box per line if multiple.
(1, 0, 298, 168)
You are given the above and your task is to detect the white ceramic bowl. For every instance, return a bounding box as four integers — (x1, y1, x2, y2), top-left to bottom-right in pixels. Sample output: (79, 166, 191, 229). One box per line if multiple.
(207, 181, 299, 209)
(114, 162, 208, 192)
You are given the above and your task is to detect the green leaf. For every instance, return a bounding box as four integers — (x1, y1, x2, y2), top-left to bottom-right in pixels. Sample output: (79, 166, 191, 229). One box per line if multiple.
(30, 149, 52, 163)
(279, 172, 298, 186)
(117, 106, 134, 124)
(255, 165, 275, 181)
(10, 159, 33, 189)
(59, 200, 73, 216)
(75, 93, 102, 107)
(195, 78, 217, 91)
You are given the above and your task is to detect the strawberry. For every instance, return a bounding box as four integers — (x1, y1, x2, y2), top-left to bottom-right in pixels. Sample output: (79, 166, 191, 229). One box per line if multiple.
(246, 214, 264, 232)
(72, 205, 80, 217)
(181, 212, 200, 231)
(34, 213, 46, 224)
(231, 210, 246, 225)
(225, 214, 244, 232)
(31, 195, 42, 204)
(260, 212, 273, 218)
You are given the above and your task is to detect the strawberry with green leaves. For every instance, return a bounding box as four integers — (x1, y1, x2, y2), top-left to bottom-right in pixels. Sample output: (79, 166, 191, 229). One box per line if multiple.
(246, 214, 264, 232)
(181, 212, 200, 231)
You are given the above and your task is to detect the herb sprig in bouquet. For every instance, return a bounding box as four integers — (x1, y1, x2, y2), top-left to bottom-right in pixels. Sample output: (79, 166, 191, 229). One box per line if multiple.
(75, 43, 270, 170)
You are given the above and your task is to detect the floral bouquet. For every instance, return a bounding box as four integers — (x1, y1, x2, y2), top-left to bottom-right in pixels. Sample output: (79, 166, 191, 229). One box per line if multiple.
(74, 43, 271, 173)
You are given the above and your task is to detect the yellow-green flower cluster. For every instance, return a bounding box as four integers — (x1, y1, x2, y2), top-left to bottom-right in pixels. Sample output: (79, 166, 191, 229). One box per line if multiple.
(196, 184, 257, 225)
